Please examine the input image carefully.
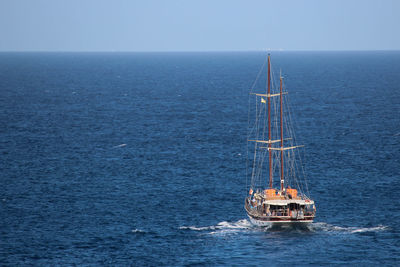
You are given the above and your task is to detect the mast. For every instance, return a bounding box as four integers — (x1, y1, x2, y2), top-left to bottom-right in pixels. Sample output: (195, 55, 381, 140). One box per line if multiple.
(267, 54, 273, 188)
(280, 76, 284, 191)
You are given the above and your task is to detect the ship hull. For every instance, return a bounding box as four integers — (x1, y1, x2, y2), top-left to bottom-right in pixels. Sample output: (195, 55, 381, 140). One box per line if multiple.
(247, 213, 313, 227)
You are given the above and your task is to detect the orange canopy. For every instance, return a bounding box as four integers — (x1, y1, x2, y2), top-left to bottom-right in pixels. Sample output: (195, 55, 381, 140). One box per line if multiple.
(287, 188, 298, 198)
(264, 189, 276, 197)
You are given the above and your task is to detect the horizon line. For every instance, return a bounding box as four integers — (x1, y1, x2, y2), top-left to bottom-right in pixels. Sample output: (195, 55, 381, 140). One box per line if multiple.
(0, 49, 400, 53)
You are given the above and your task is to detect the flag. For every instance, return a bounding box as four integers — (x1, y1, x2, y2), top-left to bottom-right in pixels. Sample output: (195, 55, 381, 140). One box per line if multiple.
(261, 98, 266, 103)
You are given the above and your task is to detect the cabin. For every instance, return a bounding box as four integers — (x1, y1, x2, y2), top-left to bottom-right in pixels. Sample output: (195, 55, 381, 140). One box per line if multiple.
(246, 188, 315, 219)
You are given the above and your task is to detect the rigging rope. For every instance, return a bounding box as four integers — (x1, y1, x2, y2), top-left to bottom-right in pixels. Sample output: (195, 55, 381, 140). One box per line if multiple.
(246, 57, 267, 195)
(247, 54, 311, 198)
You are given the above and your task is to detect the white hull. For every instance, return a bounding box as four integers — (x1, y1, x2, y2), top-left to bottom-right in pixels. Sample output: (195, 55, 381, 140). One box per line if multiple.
(248, 215, 313, 227)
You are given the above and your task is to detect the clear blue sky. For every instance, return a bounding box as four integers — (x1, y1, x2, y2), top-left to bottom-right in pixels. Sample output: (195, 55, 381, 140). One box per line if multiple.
(0, 0, 399, 51)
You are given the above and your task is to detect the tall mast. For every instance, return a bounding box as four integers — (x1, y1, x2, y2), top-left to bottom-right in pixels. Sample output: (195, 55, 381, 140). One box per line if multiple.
(267, 54, 273, 188)
(280, 76, 284, 191)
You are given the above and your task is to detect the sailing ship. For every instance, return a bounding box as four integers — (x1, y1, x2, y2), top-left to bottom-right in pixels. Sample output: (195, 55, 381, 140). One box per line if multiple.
(244, 54, 316, 226)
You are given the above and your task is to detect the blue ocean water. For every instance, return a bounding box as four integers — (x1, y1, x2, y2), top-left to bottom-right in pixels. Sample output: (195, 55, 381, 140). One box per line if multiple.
(0, 51, 399, 266)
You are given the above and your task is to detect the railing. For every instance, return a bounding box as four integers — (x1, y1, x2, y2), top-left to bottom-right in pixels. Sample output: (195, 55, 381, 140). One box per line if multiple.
(245, 197, 315, 218)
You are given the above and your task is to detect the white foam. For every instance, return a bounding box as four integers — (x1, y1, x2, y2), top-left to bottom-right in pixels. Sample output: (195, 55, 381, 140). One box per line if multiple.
(350, 226, 389, 233)
(310, 222, 389, 233)
(180, 219, 253, 235)
(180, 220, 389, 235)
(113, 144, 127, 148)
(131, 229, 146, 233)
(179, 225, 217, 231)
(216, 219, 252, 229)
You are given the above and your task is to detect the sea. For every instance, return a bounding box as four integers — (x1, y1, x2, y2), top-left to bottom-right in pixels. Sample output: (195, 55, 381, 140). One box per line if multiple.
(0, 51, 399, 266)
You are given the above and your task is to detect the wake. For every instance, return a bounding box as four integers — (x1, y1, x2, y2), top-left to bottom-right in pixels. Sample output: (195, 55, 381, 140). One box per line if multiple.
(179, 219, 389, 235)
(179, 219, 252, 235)
(310, 222, 389, 233)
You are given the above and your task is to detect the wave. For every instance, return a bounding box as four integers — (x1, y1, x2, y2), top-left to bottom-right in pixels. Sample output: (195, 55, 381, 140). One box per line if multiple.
(179, 219, 253, 235)
(179, 225, 217, 231)
(113, 143, 127, 148)
(131, 228, 146, 233)
(180, 219, 389, 235)
(310, 222, 389, 233)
